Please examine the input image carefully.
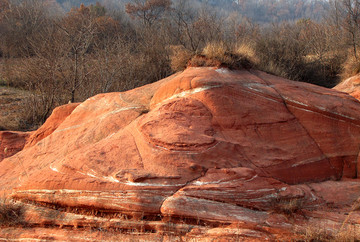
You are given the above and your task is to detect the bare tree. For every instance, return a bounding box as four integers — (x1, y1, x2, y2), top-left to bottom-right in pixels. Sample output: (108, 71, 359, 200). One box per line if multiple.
(125, 0, 171, 26)
(0, 0, 51, 57)
(169, 0, 224, 52)
(328, 0, 360, 59)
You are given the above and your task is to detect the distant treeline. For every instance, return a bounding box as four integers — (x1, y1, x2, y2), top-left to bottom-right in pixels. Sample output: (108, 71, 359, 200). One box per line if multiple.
(56, 0, 329, 23)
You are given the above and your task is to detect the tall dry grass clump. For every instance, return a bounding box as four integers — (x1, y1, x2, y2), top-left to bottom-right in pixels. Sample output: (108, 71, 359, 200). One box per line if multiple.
(272, 198, 304, 216)
(202, 41, 228, 60)
(187, 42, 256, 70)
(234, 43, 260, 66)
(341, 54, 360, 81)
(169, 45, 193, 72)
(0, 198, 26, 226)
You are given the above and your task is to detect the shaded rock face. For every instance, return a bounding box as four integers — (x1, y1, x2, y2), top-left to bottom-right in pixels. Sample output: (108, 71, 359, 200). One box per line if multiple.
(0, 131, 31, 161)
(1, 67, 360, 240)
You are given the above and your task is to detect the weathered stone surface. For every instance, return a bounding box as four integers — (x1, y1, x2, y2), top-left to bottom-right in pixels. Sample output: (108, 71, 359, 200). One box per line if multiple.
(0, 67, 360, 240)
(24, 103, 79, 148)
(0, 103, 78, 162)
(334, 74, 360, 100)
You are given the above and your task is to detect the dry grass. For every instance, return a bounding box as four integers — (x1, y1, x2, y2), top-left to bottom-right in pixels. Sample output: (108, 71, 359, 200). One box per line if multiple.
(301, 198, 360, 242)
(187, 42, 254, 70)
(169, 45, 193, 72)
(303, 226, 332, 241)
(234, 43, 260, 66)
(272, 198, 304, 216)
(0, 87, 33, 131)
(0, 198, 26, 226)
(170, 42, 256, 72)
(302, 224, 360, 242)
(199, 42, 254, 70)
(336, 197, 360, 241)
(202, 42, 228, 60)
(341, 54, 360, 80)
(335, 225, 360, 242)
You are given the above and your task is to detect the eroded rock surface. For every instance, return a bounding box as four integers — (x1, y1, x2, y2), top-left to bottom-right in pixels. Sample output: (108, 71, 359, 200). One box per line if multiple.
(0, 67, 360, 240)
(334, 74, 360, 100)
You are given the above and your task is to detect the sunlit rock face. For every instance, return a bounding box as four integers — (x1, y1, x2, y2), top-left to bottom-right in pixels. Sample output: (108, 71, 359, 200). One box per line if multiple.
(334, 74, 360, 100)
(1, 67, 360, 240)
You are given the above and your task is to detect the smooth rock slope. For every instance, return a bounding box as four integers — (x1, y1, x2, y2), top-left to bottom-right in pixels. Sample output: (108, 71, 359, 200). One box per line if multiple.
(334, 73, 360, 100)
(1, 67, 360, 240)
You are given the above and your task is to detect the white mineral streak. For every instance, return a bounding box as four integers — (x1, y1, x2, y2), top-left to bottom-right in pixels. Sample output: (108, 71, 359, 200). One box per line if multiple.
(240, 84, 283, 103)
(76, 171, 87, 176)
(87, 173, 97, 178)
(291, 156, 327, 167)
(125, 181, 186, 187)
(192, 174, 258, 186)
(99, 106, 142, 121)
(50, 164, 60, 173)
(309, 191, 318, 201)
(15, 189, 172, 196)
(284, 96, 359, 122)
(192, 179, 240, 186)
(245, 174, 258, 182)
(103, 176, 120, 183)
(215, 68, 231, 74)
(162, 85, 222, 104)
(243, 81, 359, 124)
(105, 132, 116, 140)
(245, 188, 275, 193)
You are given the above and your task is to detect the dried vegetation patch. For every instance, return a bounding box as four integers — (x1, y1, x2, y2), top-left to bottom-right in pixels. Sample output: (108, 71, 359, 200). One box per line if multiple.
(0, 198, 26, 227)
(170, 42, 257, 72)
(0, 86, 33, 131)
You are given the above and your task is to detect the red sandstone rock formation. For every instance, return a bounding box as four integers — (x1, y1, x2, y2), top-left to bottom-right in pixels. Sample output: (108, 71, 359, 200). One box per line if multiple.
(24, 103, 79, 148)
(334, 74, 360, 100)
(0, 67, 359, 240)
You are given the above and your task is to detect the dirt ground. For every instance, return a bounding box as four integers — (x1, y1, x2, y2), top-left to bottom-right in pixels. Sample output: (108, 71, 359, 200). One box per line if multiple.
(0, 86, 31, 131)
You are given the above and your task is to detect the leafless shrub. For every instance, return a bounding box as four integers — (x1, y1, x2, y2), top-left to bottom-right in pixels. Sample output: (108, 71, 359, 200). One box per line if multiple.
(255, 22, 343, 87)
